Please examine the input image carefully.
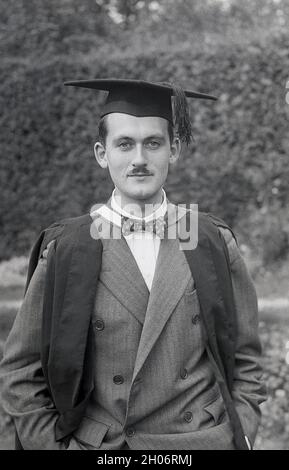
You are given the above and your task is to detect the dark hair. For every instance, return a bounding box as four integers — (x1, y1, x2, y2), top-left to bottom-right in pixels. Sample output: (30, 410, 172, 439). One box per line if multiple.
(98, 115, 175, 146)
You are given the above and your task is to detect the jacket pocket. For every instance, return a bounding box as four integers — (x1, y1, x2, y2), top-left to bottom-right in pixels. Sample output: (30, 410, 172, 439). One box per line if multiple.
(203, 393, 226, 426)
(72, 416, 111, 449)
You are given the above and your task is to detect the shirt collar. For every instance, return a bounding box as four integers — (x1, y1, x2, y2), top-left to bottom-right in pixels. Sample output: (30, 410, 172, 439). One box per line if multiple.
(111, 187, 167, 222)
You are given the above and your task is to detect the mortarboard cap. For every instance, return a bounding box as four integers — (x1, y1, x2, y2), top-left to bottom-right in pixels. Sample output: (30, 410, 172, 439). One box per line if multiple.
(64, 78, 217, 145)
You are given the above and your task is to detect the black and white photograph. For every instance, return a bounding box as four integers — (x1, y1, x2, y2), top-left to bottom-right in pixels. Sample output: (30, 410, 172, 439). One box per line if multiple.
(0, 0, 288, 452)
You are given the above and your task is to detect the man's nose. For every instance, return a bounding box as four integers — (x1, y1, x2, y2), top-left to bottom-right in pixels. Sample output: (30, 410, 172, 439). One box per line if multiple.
(132, 143, 147, 166)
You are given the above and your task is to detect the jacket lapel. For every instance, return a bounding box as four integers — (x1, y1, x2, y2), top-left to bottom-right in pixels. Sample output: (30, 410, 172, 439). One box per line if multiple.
(91, 199, 149, 325)
(131, 218, 192, 383)
(100, 236, 149, 325)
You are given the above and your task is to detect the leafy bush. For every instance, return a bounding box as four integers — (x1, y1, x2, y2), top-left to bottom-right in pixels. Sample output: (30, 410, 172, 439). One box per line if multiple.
(1, 9, 289, 264)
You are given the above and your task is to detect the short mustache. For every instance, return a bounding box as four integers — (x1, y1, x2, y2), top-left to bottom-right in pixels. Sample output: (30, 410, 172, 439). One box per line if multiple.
(128, 168, 152, 176)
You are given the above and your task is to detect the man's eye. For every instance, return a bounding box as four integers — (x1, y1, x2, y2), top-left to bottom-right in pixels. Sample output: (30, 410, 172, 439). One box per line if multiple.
(147, 141, 160, 149)
(118, 142, 131, 150)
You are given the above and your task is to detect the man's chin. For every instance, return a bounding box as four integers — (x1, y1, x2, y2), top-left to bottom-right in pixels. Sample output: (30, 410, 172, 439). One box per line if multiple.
(125, 185, 161, 202)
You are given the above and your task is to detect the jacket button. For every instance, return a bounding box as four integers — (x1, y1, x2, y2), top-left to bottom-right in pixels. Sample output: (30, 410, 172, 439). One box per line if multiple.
(113, 375, 124, 384)
(192, 314, 200, 325)
(184, 411, 193, 422)
(180, 368, 188, 379)
(94, 319, 104, 331)
(125, 427, 135, 437)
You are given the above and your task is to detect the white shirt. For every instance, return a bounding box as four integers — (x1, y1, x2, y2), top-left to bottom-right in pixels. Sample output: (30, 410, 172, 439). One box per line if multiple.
(94, 188, 167, 291)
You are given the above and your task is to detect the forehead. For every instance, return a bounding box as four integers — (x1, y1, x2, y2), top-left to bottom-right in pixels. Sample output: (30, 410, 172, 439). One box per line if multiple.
(105, 113, 169, 138)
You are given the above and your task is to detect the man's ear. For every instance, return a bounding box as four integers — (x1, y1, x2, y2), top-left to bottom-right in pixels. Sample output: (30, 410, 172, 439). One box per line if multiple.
(94, 142, 108, 168)
(169, 137, 181, 165)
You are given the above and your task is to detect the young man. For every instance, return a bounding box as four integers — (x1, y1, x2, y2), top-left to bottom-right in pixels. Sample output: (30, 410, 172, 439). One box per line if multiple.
(0, 79, 266, 450)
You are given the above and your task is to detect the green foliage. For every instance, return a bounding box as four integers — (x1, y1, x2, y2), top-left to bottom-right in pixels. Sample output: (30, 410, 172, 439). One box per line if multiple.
(0, 0, 114, 58)
(1, 1, 289, 264)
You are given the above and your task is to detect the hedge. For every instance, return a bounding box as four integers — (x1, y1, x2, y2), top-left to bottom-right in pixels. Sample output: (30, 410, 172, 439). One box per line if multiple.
(1, 31, 289, 263)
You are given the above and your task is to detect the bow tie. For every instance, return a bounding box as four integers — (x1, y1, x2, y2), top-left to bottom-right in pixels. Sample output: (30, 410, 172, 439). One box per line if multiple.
(121, 216, 166, 238)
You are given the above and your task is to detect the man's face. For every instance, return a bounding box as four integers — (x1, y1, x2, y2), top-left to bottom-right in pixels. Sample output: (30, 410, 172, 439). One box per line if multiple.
(94, 113, 180, 204)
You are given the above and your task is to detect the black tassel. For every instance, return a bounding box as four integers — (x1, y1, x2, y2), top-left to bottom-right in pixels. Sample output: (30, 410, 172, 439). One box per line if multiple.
(162, 82, 194, 145)
(161, 81, 193, 145)
(172, 83, 193, 146)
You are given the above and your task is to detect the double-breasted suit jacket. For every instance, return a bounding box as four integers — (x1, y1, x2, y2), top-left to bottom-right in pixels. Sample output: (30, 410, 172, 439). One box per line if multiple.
(0, 202, 267, 450)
